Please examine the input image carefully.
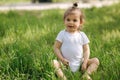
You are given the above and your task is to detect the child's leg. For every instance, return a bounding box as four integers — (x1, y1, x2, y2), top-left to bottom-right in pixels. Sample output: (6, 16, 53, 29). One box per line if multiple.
(82, 58, 99, 80)
(86, 58, 99, 75)
(53, 60, 67, 80)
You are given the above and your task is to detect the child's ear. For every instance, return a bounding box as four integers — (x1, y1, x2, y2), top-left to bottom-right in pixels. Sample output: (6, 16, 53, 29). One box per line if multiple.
(80, 18, 84, 24)
(80, 20, 83, 24)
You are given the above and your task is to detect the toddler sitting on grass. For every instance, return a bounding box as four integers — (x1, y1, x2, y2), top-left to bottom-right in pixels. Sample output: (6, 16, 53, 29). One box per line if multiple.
(53, 2, 99, 80)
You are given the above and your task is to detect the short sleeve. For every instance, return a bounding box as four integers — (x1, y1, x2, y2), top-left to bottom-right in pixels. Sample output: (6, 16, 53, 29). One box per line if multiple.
(81, 32, 90, 45)
(56, 30, 64, 43)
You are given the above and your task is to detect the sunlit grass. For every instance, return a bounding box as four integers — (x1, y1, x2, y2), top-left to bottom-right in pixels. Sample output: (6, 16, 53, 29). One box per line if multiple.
(0, 3, 120, 80)
(1, 28, 16, 45)
(102, 29, 120, 42)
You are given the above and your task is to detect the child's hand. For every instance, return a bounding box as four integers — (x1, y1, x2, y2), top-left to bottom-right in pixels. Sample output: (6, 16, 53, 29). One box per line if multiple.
(81, 62, 87, 72)
(61, 58, 69, 66)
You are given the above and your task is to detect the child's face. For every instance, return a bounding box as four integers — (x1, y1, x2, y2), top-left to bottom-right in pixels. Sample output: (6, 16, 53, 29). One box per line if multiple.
(64, 12, 80, 33)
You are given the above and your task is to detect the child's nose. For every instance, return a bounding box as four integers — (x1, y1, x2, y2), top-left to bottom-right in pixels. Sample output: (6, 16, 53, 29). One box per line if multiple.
(69, 20, 74, 24)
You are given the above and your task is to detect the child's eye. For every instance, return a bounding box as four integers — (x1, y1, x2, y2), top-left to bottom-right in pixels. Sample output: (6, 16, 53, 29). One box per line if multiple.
(73, 19, 77, 22)
(67, 18, 70, 21)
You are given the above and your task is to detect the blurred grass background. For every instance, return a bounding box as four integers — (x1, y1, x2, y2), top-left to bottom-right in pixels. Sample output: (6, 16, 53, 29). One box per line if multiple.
(0, 1, 120, 80)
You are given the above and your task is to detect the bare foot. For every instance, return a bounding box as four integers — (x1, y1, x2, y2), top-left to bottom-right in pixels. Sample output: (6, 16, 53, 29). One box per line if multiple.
(81, 72, 92, 80)
(63, 77, 67, 80)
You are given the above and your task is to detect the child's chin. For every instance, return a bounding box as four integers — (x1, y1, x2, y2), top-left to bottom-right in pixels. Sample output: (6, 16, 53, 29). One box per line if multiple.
(69, 29, 76, 32)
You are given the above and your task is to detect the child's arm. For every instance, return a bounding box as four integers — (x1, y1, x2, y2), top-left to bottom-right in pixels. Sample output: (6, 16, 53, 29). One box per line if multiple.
(81, 44, 90, 71)
(54, 40, 69, 65)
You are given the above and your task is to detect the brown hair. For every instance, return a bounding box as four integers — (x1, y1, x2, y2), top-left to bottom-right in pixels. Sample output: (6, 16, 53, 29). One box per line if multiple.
(63, 2, 84, 30)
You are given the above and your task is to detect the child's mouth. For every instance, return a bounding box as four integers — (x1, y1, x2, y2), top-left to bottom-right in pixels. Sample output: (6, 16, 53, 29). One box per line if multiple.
(68, 26, 74, 28)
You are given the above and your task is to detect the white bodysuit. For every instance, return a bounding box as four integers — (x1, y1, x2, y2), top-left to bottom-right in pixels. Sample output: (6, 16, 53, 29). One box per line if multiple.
(56, 30, 90, 72)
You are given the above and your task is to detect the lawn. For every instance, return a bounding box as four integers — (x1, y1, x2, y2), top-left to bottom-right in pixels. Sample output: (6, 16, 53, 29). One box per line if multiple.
(0, 2, 120, 80)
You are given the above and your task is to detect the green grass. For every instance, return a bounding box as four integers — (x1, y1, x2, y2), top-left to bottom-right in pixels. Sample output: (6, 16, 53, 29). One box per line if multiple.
(0, 3, 120, 80)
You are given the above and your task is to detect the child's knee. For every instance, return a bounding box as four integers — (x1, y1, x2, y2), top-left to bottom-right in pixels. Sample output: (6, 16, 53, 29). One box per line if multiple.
(93, 58, 99, 66)
(53, 60, 60, 68)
